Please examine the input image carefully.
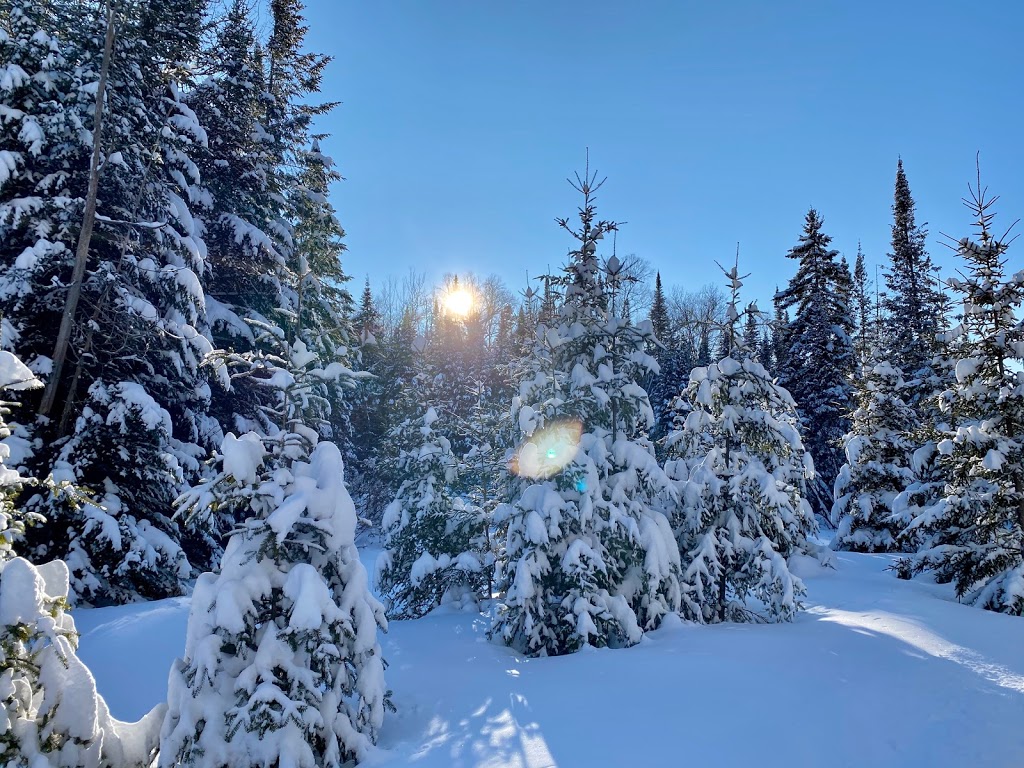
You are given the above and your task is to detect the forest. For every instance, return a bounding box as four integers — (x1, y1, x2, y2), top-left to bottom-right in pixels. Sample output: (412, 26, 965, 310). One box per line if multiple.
(0, 0, 1022, 766)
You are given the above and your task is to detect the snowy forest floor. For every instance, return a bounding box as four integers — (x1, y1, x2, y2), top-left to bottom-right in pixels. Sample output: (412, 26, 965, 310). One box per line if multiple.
(76, 548, 1024, 768)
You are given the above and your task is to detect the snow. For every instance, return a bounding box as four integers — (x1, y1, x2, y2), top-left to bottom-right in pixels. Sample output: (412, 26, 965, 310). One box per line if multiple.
(73, 547, 1024, 767)
(108, 382, 172, 435)
(221, 431, 266, 485)
(0, 349, 40, 390)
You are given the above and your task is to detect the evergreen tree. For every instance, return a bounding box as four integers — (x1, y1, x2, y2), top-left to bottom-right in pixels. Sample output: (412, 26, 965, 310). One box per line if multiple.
(770, 295, 790, 378)
(486, 302, 519, 404)
(494, 165, 681, 656)
(899, 178, 1024, 615)
(743, 311, 759, 358)
(290, 139, 355, 456)
(647, 272, 689, 443)
(162, 322, 388, 767)
(882, 159, 945, 400)
(349, 277, 386, 482)
(832, 362, 917, 552)
(375, 408, 488, 618)
(0, 350, 42, 557)
(758, 330, 775, 374)
(696, 333, 712, 368)
(851, 243, 876, 372)
(664, 261, 817, 623)
(457, 383, 516, 602)
(0, 1, 83, 370)
(650, 272, 670, 344)
(9, 0, 217, 603)
(194, 0, 283, 433)
(0, 352, 159, 766)
(776, 209, 856, 517)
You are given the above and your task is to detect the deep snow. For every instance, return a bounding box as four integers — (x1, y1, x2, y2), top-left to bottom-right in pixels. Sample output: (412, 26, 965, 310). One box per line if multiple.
(74, 549, 1024, 768)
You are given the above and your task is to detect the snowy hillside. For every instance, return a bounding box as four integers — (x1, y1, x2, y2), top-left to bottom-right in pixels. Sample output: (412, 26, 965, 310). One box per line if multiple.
(76, 548, 1024, 768)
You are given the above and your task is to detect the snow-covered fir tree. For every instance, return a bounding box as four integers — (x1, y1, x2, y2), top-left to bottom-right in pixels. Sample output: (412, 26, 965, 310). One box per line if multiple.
(3, 0, 217, 604)
(757, 329, 775, 374)
(0, 349, 158, 765)
(831, 362, 917, 552)
(0, 350, 42, 557)
(850, 243, 877, 374)
(457, 384, 516, 602)
(664, 261, 817, 623)
(349, 278, 385, 475)
(770, 295, 790, 379)
(196, 0, 355, 447)
(161, 322, 388, 767)
(193, 0, 288, 434)
(647, 272, 691, 446)
(775, 209, 856, 517)
(494, 164, 681, 657)
(882, 159, 946, 400)
(899, 177, 1024, 615)
(375, 407, 488, 619)
(888, 346, 957, 553)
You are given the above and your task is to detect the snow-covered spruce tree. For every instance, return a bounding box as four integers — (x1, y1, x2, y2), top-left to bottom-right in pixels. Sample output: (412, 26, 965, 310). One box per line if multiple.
(770, 296, 790, 379)
(831, 362, 917, 552)
(35, 382, 194, 605)
(189, 0, 278, 365)
(0, 350, 42, 556)
(375, 407, 488, 618)
(647, 272, 691, 446)
(195, 0, 355, 454)
(6, 0, 218, 603)
(494, 164, 681, 657)
(850, 243, 877, 374)
(0, 1, 83, 348)
(457, 385, 517, 603)
(882, 159, 946, 401)
(888, 339, 958, 554)
(0, 353, 160, 767)
(349, 278, 385, 476)
(664, 261, 817, 623)
(898, 177, 1024, 615)
(161, 322, 388, 768)
(775, 209, 856, 517)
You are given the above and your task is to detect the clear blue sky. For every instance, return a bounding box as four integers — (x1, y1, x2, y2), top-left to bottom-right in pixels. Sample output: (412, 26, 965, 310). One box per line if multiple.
(302, 0, 1024, 307)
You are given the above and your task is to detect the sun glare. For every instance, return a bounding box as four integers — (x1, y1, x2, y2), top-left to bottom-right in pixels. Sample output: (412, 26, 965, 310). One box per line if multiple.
(444, 287, 474, 317)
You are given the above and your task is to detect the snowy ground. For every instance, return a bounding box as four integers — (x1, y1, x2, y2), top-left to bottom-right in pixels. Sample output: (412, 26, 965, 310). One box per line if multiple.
(76, 549, 1024, 768)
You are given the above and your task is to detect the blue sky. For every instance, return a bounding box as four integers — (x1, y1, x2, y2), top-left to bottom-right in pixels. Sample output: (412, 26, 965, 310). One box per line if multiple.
(302, 0, 1024, 307)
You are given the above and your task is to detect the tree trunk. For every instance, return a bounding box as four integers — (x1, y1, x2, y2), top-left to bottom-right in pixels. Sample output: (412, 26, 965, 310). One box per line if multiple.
(39, 2, 117, 418)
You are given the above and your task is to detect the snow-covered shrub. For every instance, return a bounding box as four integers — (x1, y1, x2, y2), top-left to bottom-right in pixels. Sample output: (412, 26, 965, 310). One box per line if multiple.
(832, 361, 917, 552)
(0, 557, 159, 768)
(376, 408, 489, 619)
(665, 265, 817, 623)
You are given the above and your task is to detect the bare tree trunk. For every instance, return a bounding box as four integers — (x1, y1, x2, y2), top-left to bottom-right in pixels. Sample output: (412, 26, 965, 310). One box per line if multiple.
(39, 2, 116, 418)
(56, 283, 112, 435)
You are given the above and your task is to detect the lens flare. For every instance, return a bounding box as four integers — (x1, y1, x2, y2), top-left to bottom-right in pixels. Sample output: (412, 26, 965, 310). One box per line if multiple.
(510, 419, 583, 479)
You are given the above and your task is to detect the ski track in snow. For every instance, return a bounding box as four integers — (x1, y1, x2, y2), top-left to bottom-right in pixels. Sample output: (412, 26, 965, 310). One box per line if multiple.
(74, 550, 1024, 768)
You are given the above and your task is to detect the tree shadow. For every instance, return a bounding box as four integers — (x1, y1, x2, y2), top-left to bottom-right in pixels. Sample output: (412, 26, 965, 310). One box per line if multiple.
(372, 603, 1024, 767)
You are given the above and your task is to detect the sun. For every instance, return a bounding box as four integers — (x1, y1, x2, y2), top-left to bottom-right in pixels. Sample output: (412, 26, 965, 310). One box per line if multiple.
(443, 287, 474, 317)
